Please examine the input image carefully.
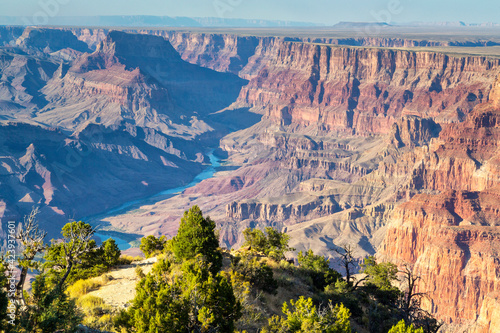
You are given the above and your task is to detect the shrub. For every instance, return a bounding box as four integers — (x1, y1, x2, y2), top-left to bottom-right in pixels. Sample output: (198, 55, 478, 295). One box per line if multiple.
(243, 227, 294, 261)
(263, 296, 352, 333)
(140, 235, 167, 258)
(118, 255, 142, 265)
(77, 295, 114, 331)
(135, 266, 146, 279)
(298, 249, 342, 291)
(67, 277, 104, 298)
(388, 320, 424, 333)
(171, 206, 222, 274)
(232, 254, 278, 295)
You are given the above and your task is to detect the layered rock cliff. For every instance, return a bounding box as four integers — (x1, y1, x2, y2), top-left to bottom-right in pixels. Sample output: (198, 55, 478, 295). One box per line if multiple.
(237, 42, 500, 133)
(37, 30, 246, 136)
(379, 85, 500, 330)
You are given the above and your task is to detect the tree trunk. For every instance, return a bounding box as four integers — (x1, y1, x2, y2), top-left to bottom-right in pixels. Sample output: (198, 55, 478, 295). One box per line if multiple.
(15, 266, 28, 306)
(58, 261, 73, 289)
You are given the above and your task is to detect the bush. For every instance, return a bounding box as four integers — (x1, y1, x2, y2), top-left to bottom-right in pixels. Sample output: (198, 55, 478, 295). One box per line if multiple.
(232, 254, 278, 295)
(388, 320, 424, 333)
(17, 275, 82, 332)
(118, 255, 142, 265)
(171, 206, 222, 274)
(262, 296, 352, 333)
(67, 277, 105, 298)
(101, 238, 121, 267)
(77, 295, 114, 331)
(135, 266, 146, 279)
(243, 227, 294, 261)
(298, 249, 342, 291)
(140, 235, 167, 258)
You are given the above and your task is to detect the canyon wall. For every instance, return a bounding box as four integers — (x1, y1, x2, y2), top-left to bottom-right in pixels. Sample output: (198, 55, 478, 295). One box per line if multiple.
(379, 84, 500, 330)
(237, 42, 500, 133)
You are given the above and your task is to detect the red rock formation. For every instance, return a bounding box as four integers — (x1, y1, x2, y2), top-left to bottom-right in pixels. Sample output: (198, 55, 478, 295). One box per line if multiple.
(237, 42, 500, 133)
(379, 87, 500, 330)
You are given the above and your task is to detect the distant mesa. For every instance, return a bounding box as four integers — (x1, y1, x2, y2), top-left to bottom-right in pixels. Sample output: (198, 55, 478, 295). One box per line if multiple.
(333, 21, 392, 28)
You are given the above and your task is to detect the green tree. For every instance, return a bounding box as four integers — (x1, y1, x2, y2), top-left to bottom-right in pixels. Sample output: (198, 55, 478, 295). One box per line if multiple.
(0, 258, 12, 331)
(388, 320, 424, 333)
(231, 254, 278, 294)
(243, 227, 294, 261)
(263, 296, 351, 333)
(116, 257, 241, 333)
(361, 256, 398, 291)
(16, 274, 81, 332)
(115, 259, 190, 333)
(100, 238, 121, 267)
(171, 206, 222, 274)
(242, 228, 267, 252)
(298, 249, 342, 290)
(140, 235, 167, 258)
(117, 207, 241, 333)
(43, 221, 99, 287)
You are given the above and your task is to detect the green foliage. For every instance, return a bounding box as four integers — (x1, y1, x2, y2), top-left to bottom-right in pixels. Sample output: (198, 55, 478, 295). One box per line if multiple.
(388, 320, 424, 333)
(243, 227, 294, 261)
(139, 235, 167, 258)
(116, 257, 242, 333)
(16, 275, 81, 333)
(298, 249, 342, 291)
(0, 258, 12, 331)
(44, 225, 123, 286)
(171, 206, 222, 274)
(361, 256, 399, 291)
(100, 238, 121, 267)
(231, 254, 278, 294)
(263, 296, 351, 333)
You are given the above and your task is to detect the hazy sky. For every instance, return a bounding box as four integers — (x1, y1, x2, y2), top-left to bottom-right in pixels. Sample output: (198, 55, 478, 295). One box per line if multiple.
(1, 0, 499, 25)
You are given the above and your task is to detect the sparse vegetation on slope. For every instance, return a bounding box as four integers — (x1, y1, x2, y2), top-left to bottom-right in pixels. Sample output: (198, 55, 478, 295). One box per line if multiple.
(0, 207, 440, 333)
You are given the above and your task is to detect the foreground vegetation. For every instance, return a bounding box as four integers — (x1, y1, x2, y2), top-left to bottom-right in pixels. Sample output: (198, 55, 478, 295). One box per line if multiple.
(0, 206, 439, 332)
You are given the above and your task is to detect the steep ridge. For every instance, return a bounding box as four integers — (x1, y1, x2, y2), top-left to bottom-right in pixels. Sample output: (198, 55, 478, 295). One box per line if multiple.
(0, 26, 24, 46)
(379, 81, 500, 330)
(0, 48, 59, 116)
(237, 42, 500, 132)
(67, 28, 500, 79)
(16, 27, 91, 54)
(36, 30, 247, 136)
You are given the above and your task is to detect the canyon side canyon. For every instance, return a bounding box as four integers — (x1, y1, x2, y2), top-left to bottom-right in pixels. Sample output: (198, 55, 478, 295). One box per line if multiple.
(1, 25, 500, 331)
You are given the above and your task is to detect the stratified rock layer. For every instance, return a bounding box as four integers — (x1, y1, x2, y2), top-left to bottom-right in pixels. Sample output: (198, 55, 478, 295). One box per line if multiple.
(379, 86, 500, 330)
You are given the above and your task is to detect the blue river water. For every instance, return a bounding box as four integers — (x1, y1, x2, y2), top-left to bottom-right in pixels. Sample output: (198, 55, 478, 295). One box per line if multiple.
(92, 152, 221, 250)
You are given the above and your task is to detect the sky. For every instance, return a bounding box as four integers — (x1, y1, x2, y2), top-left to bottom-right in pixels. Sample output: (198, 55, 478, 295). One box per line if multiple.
(1, 0, 499, 25)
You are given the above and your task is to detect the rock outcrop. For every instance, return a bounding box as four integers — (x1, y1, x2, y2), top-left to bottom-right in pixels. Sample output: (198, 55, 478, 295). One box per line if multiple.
(16, 27, 91, 53)
(37, 30, 246, 136)
(379, 86, 500, 329)
(237, 42, 500, 133)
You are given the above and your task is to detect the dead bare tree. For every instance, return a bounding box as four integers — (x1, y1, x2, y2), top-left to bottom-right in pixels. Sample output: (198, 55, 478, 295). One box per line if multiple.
(334, 244, 357, 288)
(15, 207, 47, 306)
(399, 263, 442, 333)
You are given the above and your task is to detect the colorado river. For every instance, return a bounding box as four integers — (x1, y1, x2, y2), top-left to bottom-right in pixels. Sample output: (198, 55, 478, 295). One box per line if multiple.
(91, 152, 221, 250)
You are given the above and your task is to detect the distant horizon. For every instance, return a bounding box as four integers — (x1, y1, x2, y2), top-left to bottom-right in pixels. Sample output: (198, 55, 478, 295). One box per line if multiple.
(0, 15, 499, 29)
(1, 0, 498, 27)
